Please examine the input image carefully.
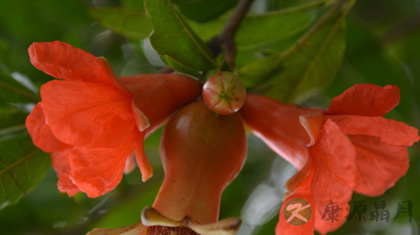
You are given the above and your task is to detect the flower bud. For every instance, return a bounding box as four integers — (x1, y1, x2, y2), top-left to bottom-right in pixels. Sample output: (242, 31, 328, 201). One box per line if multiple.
(202, 72, 246, 115)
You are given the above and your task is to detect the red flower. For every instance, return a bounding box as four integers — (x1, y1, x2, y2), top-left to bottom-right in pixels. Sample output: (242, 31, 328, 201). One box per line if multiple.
(26, 41, 201, 198)
(89, 101, 246, 235)
(240, 84, 419, 234)
(25, 43, 419, 235)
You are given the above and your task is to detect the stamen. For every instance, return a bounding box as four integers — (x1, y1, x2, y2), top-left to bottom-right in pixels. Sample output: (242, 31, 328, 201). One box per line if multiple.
(147, 226, 200, 235)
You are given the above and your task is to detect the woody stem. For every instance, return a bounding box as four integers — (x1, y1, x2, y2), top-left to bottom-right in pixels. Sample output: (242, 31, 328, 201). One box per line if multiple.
(208, 0, 255, 68)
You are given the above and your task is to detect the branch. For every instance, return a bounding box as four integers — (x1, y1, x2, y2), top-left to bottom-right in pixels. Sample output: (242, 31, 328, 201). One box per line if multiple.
(208, 0, 256, 69)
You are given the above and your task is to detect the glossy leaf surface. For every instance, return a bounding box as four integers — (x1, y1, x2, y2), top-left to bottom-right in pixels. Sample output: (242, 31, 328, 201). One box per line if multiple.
(144, 0, 218, 72)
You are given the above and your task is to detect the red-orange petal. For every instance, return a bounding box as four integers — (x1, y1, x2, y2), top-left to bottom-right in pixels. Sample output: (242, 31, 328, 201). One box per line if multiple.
(133, 136, 153, 182)
(68, 132, 136, 198)
(329, 115, 419, 146)
(50, 149, 80, 196)
(28, 41, 117, 86)
(119, 74, 201, 129)
(276, 193, 315, 235)
(327, 84, 400, 116)
(310, 119, 356, 234)
(350, 135, 409, 197)
(41, 80, 135, 148)
(299, 114, 325, 147)
(25, 103, 71, 152)
(240, 94, 322, 170)
(313, 200, 350, 235)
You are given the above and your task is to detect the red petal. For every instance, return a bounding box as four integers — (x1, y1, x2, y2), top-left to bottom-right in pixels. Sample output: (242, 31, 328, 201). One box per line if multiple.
(240, 94, 322, 170)
(328, 84, 400, 116)
(350, 135, 409, 197)
(313, 200, 350, 235)
(57, 172, 80, 197)
(329, 115, 419, 146)
(310, 120, 356, 234)
(25, 103, 70, 152)
(133, 135, 153, 182)
(124, 154, 136, 175)
(68, 139, 135, 198)
(276, 193, 315, 235)
(41, 80, 135, 148)
(280, 120, 357, 234)
(50, 149, 80, 196)
(28, 41, 117, 86)
(119, 74, 201, 128)
(299, 114, 325, 147)
(68, 131, 136, 198)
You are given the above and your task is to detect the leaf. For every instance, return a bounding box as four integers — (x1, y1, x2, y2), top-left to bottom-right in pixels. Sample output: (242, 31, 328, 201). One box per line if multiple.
(172, 0, 239, 23)
(189, 1, 318, 45)
(122, 0, 145, 11)
(144, 0, 218, 72)
(0, 68, 39, 104)
(233, 2, 320, 68)
(0, 107, 51, 210)
(239, 1, 353, 103)
(234, 6, 316, 50)
(0, 105, 28, 130)
(89, 7, 152, 39)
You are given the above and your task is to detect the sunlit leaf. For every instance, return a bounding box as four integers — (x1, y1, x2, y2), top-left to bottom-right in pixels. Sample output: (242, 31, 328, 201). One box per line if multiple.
(90, 7, 152, 39)
(0, 107, 51, 210)
(144, 0, 218, 72)
(239, 2, 353, 103)
(172, 0, 238, 23)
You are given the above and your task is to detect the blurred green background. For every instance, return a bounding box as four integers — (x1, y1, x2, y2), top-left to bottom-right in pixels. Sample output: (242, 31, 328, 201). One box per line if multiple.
(0, 0, 419, 234)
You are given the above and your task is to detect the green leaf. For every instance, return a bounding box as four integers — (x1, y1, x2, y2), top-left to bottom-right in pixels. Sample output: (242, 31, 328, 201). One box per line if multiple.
(172, 0, 238, 23)
(145, 0, 218, 72)
(89, 7, 152, 39)
(122, 0, 145, 11)
(160, 55, 201, 77)
(0, 107, 51, 210)
(0, 69, 39, 104)
(189, 1, 319, 45)
(239, 1, 353, 103)
(233, 2, 322, 68)
(235, 7, 316, 50)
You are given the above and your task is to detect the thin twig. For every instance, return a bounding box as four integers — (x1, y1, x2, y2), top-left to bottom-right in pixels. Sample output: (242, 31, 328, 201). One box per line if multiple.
(208, 0, 256, 69)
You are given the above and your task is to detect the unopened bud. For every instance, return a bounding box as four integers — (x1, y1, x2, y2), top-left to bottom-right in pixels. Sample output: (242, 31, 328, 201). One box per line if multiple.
(203, 72, 246, 115)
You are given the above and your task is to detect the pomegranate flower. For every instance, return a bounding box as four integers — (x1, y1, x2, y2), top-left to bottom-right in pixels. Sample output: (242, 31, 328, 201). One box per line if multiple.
(90, 101, 246, 235)
(241, 84, 419, 234)
(25, 44, 419, 235)
(26, 41, 201, 198)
